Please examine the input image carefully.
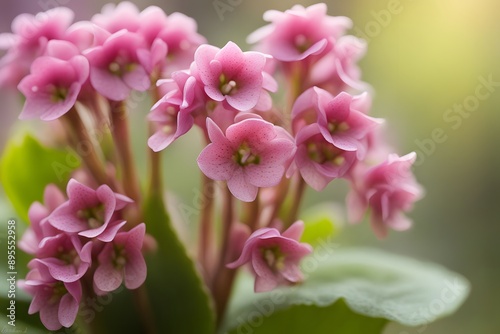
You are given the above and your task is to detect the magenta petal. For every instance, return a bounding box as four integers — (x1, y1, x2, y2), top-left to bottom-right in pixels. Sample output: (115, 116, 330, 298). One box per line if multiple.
(66, 179, 99, 209)
(227, 169, 258, 202)
(28, 287, 52, 314)
(39, 302, 62, 331)
(96, 184, 117, 225)
(19, 83, 80, 121)
(124, 250, 147, 289)
(97, 221, 126, 242)
(58, 293, 79, 328)
(125, 223, 146, 250)
(216, 41, 245, 76)
(94, 262, 122, 292)
(282, 221, 305, 241)
(197, 144, 236, 181)
(49, 203, 87, 232)
(254, 275, 278, 293)
(194, 44, 219, 84)
(38, 258, 88, 282)
(225, 86, 261, 111)
(90, 67, 130, 101)
(148, 130, 176, 152)
(122, 65, 150, 91)
(251, 249, 275, 278)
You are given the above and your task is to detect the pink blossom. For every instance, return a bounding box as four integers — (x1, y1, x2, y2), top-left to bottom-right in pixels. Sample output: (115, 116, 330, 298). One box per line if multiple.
(91, 1, 142, 33)
(292, 123, 358, 191)
(310, 35, 369, 93)
(148, 71, 203, 151)
(93, 223, 147, 293)
(0, 7, 74, 88)
(20, 262, 81, 330)
(247, 3, 351, 62)
(30, 233, 92, 283)
(19, 185, 65, 255)
(48, 179, 132, 242)
(17, 48, 89, 121)
(347, 152, 424, 238)
(84, 30, 150, 101)
(197, 116, 296, 202)
(227, 221, 312, 292)
(292, 88, 382, 159)
(138, 10, 206, 74)
(193, 41, 277, 111)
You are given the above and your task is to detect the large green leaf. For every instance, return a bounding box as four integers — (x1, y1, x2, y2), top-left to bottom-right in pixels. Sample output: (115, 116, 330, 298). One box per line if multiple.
(0, 134, 79, 221)
(224, 299, 387, 334)
(222, 248, 470, 333)
(143, 193, 215, 333)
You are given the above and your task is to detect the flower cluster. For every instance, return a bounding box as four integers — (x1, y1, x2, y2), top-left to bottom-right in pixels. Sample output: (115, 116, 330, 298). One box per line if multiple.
(18, 180, 148, 330)
(1, 2, 424, 331)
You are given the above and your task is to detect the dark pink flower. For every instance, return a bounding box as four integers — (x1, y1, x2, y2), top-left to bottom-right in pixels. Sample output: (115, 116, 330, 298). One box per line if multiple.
(247, 3, 351, 62)
(197, 116, 295, 202)
(193, 41, 277, 111)
(84, 30, 150, 101)
(93, 223, 147, 293)
(30, 233, 92, 283)
(17, 51, 89, 121)
(292, 87, 382, 159)
(227, 221, 312, 292)
(20, 262, 81, 330)
(292, 123, 357, 191)
(347, 152, 424, 238)
(48, 179, 132, 242)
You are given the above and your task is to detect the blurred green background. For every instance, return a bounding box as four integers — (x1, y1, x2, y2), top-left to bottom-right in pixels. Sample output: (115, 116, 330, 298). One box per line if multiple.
(1, 0, 499, 333)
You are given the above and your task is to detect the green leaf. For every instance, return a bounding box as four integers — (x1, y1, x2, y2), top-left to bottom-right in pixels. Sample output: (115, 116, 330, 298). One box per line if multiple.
(224, 299, 387, 334)
(300, 203, 343, 246)
(142, 193, 215, 333)
(222, 248, 469, 333)
(0, 134, 79, 221)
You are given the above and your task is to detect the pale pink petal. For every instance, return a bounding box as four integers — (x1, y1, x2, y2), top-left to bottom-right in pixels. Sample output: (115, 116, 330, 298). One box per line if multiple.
(227, 169, 258, 202)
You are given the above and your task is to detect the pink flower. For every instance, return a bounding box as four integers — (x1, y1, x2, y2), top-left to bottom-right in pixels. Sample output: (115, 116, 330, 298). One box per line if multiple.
(0, 7, 74, 88)
(19, 184, 65, 255)
(147, 70, 203, 151)
(48, 179, 132, 242)
(93, 223, 147, 294)
(30, 233, 92, 283)
(84, 30, 150, 101)
(17, 50, 89, 121)
(347, 152, 424, 238)
(20, 262, 81, 330)
(292, 88, 382, 159)
(197, 116, 296, 202)
(310, 35, 369, 93)
(193, 41, 277, 111)
(91, 1, 142, 33)
(138, 10, 206, 75)
(227, 221, 312, 292)
(247, 3, 351, 62)
(293, 123, 358, 191)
